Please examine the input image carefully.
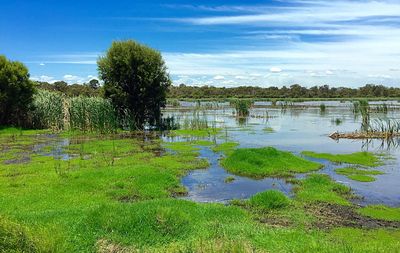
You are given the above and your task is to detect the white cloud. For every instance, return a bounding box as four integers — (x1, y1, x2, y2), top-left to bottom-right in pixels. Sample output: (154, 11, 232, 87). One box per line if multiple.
(213, 75, 225, 80)
(31, 75, 56, 83)
(235, 75, 247, 80)
(325, 70, 334, 75)
(39, 63, 45, 66)
(270, 67, 282, 73)
(63, 74, 80, 81)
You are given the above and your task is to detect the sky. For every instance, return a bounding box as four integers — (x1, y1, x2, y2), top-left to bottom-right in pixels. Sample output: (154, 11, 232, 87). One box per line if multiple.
(1, 0, 400, 87)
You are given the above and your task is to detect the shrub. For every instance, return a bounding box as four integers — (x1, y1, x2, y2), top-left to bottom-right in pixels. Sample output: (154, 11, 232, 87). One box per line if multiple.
(0, 55, 35, 127)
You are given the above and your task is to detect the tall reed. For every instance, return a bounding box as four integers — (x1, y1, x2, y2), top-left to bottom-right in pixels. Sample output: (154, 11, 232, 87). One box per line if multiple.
(68, 96, 117, 133)
(32, 90, 64, 131)
(230, 99, 252, 117)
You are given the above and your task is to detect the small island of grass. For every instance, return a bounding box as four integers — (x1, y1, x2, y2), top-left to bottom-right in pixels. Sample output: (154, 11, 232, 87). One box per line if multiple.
(301, 151, 381, 167)
(335, 167, 383, 182)
(221, 147, 322, 178)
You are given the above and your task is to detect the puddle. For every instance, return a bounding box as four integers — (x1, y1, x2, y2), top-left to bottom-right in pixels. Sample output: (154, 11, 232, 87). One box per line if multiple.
(180, 146, 293, 203)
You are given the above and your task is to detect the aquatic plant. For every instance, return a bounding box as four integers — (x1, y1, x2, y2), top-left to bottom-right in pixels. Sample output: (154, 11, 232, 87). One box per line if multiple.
(68, 96, 117, 133)
(319, 103, 326, 113)
(302, 151, 381, 167)
(335, 167, 383, 182)
(31, 90, 64, 131)
(230, 99, 253, 117)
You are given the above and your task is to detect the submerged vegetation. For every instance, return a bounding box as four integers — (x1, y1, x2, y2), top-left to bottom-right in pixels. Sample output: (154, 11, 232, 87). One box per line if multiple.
(335, 167, 383, 182)
(301, 151, 381, 167)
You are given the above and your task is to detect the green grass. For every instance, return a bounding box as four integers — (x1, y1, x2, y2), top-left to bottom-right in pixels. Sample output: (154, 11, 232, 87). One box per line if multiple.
(358, 205, 400, 222)
(347, 175, 375, 182)
(301, 151, 381, 167)
(1, 130, 400, 252)
(221, 147, 322, 178)
(294, 174, 352, 205)
(263, 127, 275, 133)
(329, 228, 400, 252)
(249, 190, 290, 211)
(335, 167, 383, 182)
(171, 128, 221, 137)
(212, 141, 239, 156)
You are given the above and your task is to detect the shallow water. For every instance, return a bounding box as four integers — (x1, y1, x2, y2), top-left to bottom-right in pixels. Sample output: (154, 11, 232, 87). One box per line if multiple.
(165, 103, 400, 206)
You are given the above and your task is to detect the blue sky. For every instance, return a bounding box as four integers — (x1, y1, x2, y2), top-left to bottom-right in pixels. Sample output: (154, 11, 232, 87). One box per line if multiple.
(1, 0, 400, 87)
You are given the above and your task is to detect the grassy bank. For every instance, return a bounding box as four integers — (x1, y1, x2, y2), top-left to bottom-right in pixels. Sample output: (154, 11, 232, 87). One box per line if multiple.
(0, 129, 399, 252)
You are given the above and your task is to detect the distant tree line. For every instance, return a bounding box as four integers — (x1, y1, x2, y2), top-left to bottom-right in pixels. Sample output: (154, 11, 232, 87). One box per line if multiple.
(168, 84, 400, 99)
(36, 79, 101, 97)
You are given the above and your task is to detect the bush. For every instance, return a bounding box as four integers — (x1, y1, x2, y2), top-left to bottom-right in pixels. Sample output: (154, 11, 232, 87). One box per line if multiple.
(98, 40, 171, 130)
(249, 190, 290, 210)
(0, 55, 35, 127)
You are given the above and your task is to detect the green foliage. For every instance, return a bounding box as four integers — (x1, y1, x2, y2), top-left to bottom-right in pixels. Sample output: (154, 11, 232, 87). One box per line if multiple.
(329, 228, 400, 252)
(31, 90, 118, 133)
(358, 205, 400, 222)
(68, 96, 117, 133)
(263, 127, 275, 133)
(0, 55, 35, 127)
(221, 147, 322, 178)
(302, 151, 381, 167)
(98, 40, 171, 130)
(294, 174, 352, 205)
(319, 103, 326, 113)
(230, 99, 253, 117)
(212, 142, 239, 156)
(31, 90, 64, 130)
(249, 190, 290, 210)
(335, 167, 383, 182)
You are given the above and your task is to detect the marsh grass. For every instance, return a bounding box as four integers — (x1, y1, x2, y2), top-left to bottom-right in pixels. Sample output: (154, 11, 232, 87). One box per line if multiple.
(1, 132, 400, 252)
(335, 167, 383, 182)
(294, 174, 352, 205)
(221, 147, 322, 178)
(301, 151, 381, 167)
(249, 190, 290, 211)
(230, 99, 253, 117)
(358, 205, 400, 222)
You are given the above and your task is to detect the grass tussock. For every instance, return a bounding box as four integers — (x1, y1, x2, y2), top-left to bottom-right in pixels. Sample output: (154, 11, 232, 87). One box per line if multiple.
(249, 190, 290, 211)
(221, 147, 322, 178)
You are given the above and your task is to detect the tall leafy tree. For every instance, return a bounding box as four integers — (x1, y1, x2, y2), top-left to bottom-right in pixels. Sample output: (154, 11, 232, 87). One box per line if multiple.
(98, 40, 171, 129)
(0, 55, 35, 126)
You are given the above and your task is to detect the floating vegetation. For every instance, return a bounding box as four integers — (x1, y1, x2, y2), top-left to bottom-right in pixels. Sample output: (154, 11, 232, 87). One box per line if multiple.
(301, 151, 381, 167)
(331, 118, 343, 126)
(263, 127, 275, 133)
(224, 176, 235, 183)
(335, 167, 383, 182)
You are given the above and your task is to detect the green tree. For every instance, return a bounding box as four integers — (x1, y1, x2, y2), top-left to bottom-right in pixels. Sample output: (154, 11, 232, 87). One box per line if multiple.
(0, 55, 35, 126)
(98, 40, 171, 129)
